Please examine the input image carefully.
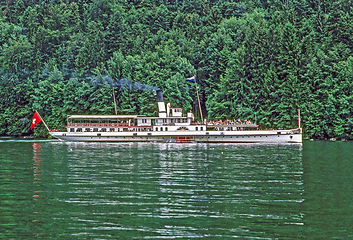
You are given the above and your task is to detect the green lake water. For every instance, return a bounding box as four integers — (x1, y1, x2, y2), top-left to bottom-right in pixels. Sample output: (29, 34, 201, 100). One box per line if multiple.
(0, 141, 352, 239)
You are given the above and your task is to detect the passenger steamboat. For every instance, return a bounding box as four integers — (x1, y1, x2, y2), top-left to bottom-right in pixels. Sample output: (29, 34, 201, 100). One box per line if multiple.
(48, 90, 302, 143)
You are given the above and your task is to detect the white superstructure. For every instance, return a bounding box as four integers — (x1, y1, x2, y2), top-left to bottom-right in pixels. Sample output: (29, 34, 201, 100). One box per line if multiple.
(49, 90, 302, 143)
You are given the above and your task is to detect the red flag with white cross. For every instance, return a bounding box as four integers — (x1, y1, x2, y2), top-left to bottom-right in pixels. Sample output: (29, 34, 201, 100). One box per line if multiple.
(30, 111, 42, 130)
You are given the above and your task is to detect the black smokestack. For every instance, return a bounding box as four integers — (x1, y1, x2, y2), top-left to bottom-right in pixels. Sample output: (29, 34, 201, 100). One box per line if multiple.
(156, 89, 164, 102)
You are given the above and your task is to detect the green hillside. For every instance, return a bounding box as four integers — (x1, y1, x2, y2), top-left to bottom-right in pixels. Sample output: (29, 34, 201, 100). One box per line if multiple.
(1, 0, 353, 139)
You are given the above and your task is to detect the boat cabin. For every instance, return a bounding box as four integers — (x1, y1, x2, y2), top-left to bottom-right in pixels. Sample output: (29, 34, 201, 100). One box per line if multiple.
(66, 111, 196, 133)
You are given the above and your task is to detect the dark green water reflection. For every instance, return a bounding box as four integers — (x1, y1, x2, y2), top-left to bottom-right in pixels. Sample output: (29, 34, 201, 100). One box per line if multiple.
(0, 141, 352, 239)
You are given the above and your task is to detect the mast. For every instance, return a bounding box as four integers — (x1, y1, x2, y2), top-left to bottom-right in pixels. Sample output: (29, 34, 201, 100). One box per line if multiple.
(113, 89, 118, 115)
(298, 109, 301, 129)
(194, 77, 203, 122)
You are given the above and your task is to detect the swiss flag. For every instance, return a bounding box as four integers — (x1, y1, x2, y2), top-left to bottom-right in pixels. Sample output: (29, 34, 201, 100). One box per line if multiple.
(30, 111, 42, 130)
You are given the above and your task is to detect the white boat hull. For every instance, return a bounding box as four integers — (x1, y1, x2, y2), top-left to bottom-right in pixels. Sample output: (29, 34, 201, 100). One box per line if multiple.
(49, 129, 302, 143)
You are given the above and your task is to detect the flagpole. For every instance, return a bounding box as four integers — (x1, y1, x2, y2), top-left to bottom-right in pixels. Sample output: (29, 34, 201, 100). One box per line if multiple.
(36, 111, 50, 132)
(194, 77, 203, 122)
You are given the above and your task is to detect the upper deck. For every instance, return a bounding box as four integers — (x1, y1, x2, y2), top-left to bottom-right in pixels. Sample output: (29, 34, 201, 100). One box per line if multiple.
(66, 113, 195, 133)
(66, 114, 260, 134)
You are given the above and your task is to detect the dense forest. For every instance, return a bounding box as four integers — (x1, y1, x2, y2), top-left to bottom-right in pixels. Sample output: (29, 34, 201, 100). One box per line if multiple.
(1, 0, 353, 140)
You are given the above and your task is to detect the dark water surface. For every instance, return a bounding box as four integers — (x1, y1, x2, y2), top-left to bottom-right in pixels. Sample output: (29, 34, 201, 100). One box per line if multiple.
(0, 141, 352, 239)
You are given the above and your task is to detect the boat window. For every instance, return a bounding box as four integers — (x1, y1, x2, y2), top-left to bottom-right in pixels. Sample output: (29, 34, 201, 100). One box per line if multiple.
(165, 127, 168, 131)
(196, 127, 198, 131)
(93, 128, 98, 132)
(101, 128, 107, 132)
(85, 128, 90, 132)
(76, 128, 82, 132)
(201, 127, 203, 131)
(70, 128, 75, 132)
(110, 128, 115, 132)
(160, 127, 163, 131)
(155, 128, 158, 131)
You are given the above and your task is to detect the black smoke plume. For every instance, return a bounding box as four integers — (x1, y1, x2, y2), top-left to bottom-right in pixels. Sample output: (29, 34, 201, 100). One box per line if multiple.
(87, 74, 160, 93)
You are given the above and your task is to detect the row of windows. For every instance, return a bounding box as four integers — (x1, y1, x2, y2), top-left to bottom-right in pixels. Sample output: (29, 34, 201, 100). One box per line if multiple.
(156, 119, 188, 124)
(154, 127, 204, 131)
(71, 128, 114, 132)
(71, 126, 206, 133)
(68, 128, 289, 139)
(70, 127, 152, 132)
(155, 127, 168, 131)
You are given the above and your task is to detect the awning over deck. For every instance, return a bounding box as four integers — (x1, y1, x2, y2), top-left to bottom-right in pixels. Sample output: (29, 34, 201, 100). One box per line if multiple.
(68, 115, 138, 120)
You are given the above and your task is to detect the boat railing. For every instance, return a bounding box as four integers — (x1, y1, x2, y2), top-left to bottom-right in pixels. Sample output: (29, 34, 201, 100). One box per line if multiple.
(206, 124, 258, 128)
(292, 128, 301, 134)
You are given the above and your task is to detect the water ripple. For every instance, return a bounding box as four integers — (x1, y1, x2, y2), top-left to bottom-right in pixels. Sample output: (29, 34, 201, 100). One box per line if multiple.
(1, 142, 308, 239)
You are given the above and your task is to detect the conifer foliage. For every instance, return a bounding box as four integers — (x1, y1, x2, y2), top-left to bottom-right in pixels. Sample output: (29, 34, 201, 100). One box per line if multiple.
(1, 0, 352, 140)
